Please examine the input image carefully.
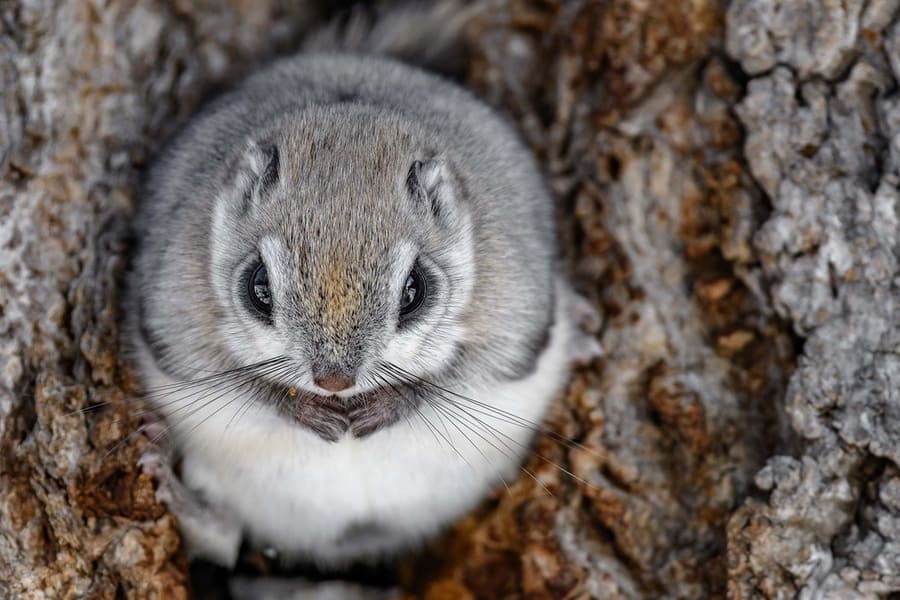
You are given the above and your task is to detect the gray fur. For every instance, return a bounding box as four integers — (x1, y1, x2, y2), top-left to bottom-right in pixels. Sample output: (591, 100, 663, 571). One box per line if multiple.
(132, 54, 556, 390)
(127, 3, 576, 567)
(301, 0, 485, 74)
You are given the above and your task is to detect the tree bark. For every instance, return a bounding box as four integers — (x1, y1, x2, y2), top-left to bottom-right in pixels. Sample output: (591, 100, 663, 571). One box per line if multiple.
(1, 1, 897, 598)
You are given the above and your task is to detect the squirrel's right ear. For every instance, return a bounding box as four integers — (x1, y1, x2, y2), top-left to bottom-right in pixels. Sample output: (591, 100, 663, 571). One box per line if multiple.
(224, 139, 280, 215)
(406, 158, 463, 226)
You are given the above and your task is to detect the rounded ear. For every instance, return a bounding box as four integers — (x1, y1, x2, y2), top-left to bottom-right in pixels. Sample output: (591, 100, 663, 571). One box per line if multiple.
(406, 158, 462, 225)
(225, 138, 280, 216)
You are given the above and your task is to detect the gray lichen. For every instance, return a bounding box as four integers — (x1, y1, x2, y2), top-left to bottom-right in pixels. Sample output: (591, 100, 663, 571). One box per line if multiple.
(727, 1, 900, 596)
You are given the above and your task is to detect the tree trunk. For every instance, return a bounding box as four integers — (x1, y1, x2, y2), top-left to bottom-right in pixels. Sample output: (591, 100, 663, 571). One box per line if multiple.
(1, 1, 897, 598)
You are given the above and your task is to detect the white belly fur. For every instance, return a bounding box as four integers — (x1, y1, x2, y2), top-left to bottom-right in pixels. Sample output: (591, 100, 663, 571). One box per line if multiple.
(137, 286, 577, 566)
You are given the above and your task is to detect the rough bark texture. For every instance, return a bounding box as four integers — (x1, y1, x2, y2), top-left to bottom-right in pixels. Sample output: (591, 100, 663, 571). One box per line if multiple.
(1, 0, 897, 598)
(725, 1, 900, 597)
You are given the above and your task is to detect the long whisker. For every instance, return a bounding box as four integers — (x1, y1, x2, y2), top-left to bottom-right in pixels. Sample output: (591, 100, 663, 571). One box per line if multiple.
(373, 365, 517, 492)
(151, 357, 292, 418)
(100, 358, 292, 459)
(412, 403, 450, 454)
(368, 370, 426, 448)
(437, 392, 595, 492)
(423, 395, 518, 495)
(67, 356, 292, 418)
(226, 360, 301, 430)
(371, 366, 481, 471)
(172, 361, 296, 444)
(383, 361, 599, 458)
(377, 361, 597, 492)
(366, 367, 444, 450)
(424, 393, 549, 497)
(156, 358, 289, 423)
(142, 358, 289, 393)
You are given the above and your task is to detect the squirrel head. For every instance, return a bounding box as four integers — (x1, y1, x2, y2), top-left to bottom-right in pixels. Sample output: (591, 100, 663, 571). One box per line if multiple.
(209, 107, 474, 396)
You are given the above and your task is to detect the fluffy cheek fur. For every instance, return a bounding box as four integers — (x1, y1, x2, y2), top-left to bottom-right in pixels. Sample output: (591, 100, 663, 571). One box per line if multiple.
(381, 223, 474, 379)
(209, 204, 291, 368)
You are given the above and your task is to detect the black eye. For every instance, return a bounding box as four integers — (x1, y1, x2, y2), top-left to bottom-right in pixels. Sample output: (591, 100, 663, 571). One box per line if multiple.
(400, 266, 426, 317)
(248, 262, 272, 317)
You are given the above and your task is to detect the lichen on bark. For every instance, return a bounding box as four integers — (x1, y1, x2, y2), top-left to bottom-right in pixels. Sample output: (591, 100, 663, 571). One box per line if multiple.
(725, 1, 900, 596)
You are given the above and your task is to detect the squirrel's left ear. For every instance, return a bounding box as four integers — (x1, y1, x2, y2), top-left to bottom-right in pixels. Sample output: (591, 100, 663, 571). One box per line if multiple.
(406, 158, 463, 226)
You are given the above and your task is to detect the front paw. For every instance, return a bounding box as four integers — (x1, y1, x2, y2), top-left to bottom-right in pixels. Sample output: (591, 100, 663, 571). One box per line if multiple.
(288, 396, 351, 442)
(558, 279, 604, 364)
(139, 447, 243, 568)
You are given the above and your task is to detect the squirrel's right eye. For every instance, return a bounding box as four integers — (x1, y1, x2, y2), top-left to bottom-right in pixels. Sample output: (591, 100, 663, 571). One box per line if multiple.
(399, 265, 426, 318)
(248, 262, 272, 317)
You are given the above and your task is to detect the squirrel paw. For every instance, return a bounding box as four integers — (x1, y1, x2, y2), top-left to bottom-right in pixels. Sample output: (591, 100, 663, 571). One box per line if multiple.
(139, 446, 243, 568)
(558, 279, 604, 364)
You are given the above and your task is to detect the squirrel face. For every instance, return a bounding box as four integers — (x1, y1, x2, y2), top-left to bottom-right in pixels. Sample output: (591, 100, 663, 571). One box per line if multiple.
(131, 52, 569, 567)
(206, 107, 475, 436)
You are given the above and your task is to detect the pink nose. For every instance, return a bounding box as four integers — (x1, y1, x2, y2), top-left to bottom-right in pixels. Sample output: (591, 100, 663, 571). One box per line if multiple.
(314, 374, 355, 393)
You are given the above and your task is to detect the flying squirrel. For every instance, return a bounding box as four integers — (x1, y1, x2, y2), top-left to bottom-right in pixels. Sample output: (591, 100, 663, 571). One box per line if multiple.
(127, 0, 601, 569)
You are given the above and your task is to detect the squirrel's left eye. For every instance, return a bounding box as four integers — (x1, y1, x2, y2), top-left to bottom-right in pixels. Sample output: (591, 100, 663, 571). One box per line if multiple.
(248, 262, 273, 318)
(400, 265, 426, 318)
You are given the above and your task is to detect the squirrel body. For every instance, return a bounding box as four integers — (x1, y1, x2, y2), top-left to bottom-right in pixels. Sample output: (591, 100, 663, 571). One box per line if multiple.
(130, 20, 597, 568)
